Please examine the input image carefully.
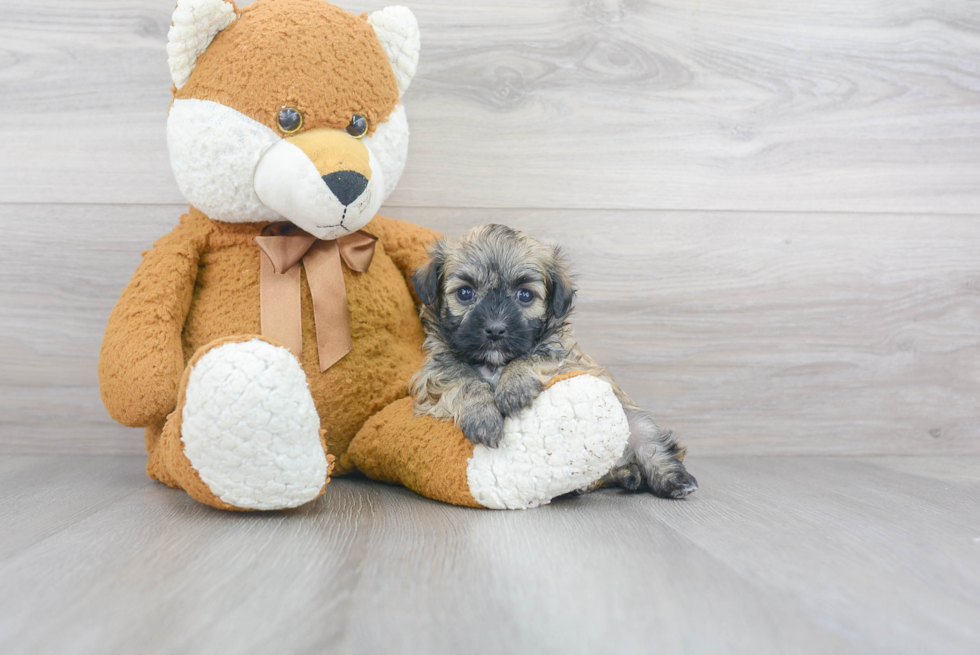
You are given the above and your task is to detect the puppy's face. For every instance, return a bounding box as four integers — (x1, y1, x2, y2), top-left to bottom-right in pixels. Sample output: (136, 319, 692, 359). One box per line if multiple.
(413, 224, 575, 367)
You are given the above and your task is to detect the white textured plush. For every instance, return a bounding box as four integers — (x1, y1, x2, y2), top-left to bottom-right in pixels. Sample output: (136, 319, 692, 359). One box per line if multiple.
(168, 97, 408, 227)
(181, 339, 328, 510)
(467, 376, 631, 510)
(168, 98, 283, 223)
(364, 103, 410, 202)
(368, 6, 420, 96)
(167, 0, 237, 90)
(254, 139, 384, 240)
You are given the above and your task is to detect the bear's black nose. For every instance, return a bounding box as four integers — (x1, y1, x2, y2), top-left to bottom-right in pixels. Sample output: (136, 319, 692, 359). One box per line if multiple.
(322, 171, 368, 206)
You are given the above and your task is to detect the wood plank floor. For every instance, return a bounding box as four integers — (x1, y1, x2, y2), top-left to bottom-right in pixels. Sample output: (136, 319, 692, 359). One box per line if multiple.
(1, 454, 977, 655)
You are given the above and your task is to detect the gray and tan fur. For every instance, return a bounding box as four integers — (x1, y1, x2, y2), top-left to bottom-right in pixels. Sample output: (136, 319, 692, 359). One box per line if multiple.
(410, 224, 697, 499)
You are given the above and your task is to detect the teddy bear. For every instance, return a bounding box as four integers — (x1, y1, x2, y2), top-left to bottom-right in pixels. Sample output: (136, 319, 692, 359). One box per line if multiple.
(98, 0, 631, 511)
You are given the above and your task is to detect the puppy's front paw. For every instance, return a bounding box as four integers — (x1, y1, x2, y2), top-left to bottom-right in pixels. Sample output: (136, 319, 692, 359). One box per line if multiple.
(459, 403, 505, 448)
(494, 374, 543, 417)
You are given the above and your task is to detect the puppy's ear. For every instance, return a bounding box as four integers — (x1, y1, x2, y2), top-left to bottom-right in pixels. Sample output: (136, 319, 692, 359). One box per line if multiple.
(412, 244, 445, 306)
(547, 246, 576, 319)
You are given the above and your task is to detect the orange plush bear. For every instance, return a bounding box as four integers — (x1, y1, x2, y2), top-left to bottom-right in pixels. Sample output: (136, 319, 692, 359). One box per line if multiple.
(99, 0, 631, 511)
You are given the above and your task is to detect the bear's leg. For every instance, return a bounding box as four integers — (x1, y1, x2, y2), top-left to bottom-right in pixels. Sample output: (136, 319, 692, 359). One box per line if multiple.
(348, 372, 631, 509)
(147, 335, 332, 511)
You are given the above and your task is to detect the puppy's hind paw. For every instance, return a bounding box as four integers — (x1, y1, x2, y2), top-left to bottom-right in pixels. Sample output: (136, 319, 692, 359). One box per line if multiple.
(649, 468, 699, 499)
(459, 403, 505, 448)
(611, 463, 643, 492)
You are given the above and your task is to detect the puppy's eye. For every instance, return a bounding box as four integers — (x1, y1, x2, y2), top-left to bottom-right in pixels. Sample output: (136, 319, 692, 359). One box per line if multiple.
(277, 107, 304, 134)
(516, 289, 535, 304)
(455, 286, 474, 303)
(346, 114, 368, 138)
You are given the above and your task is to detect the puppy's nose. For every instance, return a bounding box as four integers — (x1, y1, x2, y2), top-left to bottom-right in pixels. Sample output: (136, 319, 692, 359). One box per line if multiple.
(322, 171, 368, 206)
(484, 322, 507, 341)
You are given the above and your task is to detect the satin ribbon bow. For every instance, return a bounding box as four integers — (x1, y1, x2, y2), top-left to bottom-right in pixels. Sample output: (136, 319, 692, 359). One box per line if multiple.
(253, 223, 377, 372)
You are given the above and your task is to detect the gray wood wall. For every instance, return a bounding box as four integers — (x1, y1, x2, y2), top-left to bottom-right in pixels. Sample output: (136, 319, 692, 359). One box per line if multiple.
(2, 0, 978, 455)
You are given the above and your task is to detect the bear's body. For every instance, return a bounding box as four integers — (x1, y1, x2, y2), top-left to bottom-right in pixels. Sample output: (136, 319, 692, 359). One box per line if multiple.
(180, 213, 429, 474)
(99, 0, 633, 511)
(100, 208, 434, 480)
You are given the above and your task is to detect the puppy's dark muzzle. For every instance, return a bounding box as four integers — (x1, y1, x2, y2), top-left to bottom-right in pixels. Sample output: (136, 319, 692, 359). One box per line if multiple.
(452, 288, 535, 365)
(484, 321, 507, 341)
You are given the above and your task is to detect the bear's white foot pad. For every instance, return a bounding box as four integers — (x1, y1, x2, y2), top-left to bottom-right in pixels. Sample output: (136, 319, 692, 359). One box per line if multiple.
(467, 375, 631, 510)
(181, 339, 327, 510)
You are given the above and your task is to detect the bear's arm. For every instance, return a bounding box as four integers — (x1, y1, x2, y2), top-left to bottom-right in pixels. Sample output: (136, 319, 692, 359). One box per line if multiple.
(98, 219, 205, 427)
(366, 214, 441, 302)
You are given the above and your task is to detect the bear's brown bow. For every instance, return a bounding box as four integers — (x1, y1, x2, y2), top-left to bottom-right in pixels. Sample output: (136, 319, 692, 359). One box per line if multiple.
(253, 223, 377, 372)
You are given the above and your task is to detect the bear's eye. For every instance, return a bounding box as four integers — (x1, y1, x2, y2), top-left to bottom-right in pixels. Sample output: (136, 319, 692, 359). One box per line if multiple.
(277, 107, 303, 134)
(346, 114, 368, 138)
(516, 289, 535, 304)
(455, 286, 474, 303)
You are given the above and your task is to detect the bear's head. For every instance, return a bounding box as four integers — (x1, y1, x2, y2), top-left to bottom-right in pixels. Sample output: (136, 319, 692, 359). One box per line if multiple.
(166, 0, 420, 239)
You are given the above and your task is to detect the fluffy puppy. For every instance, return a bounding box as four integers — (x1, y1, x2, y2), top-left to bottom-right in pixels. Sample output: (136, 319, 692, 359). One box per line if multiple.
(410, 224, 698, 499)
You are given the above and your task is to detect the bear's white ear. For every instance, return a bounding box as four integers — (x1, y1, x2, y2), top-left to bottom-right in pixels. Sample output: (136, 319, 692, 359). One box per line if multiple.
(167, 0, 238, 90)
(367, 6, 421, 96)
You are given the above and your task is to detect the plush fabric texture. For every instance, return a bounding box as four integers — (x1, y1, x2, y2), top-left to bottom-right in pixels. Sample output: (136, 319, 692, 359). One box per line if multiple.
(168, 97, 404, 228)
(100, 210, 435, 477)
(466, 374, 631, 509)
(167, 0, 238, 90)
(145, 333, 333, 512)
(168, 98, 282, 223)
(252, 136, 384, 239)
(180, 337, 329, 510)
(363, 103, 410, 200)
(348, 372, 631, 510)
(365, 6, 420, 96)
(176, 0, 400, 137)
(99, 219, 205, 428)
(349, 397, 482, 508)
